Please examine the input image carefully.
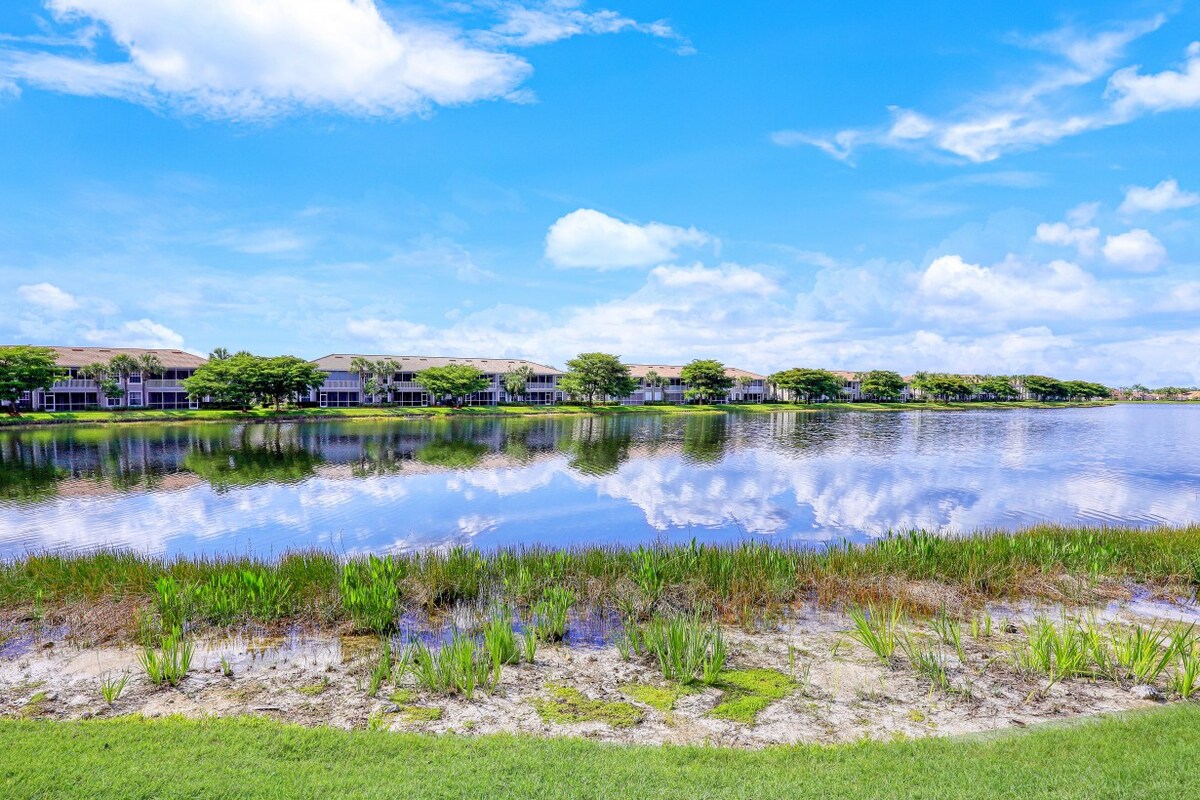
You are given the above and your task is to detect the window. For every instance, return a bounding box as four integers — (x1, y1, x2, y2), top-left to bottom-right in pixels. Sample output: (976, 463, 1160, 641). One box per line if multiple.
(127, 391, 143, 406)
(107, 396, 121, 408)
(128, 374, 142, 384)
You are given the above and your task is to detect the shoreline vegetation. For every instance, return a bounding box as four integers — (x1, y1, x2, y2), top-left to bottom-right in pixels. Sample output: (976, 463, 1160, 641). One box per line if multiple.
(4, 525, 1197, 628)
(0, 398, 1117, 430)
(3, 706, 1199, 799)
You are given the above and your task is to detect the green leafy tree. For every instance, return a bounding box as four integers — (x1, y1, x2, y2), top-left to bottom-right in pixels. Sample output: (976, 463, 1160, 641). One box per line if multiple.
(349, 356, 376, 402)
(415, 364, 490, 406)
(1020, 375, 1066, 401)
(0, 346, 64, 416)
(137, 353, 164, 379)
(76, 362, 110, 408)
(372, 358, 400, 403)
(209, 347, 232, 361)
(503, 365, 535, 403)
(184, 354, 259, 411)
(856, 370, 906, 402)
(911, 372, 974, 402)
(642, 369, 667, 403)
(767, 368, 843, 403)
(558, 353, 637, 405)
(251, 356, 328, 410)
(680, 359, 734, 404)
(977, 375, 1018, 401)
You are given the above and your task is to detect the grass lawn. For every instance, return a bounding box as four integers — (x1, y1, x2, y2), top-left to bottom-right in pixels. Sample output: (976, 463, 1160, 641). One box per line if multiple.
(2, 706, 1197, 799)
(0, 399, 1112, 429)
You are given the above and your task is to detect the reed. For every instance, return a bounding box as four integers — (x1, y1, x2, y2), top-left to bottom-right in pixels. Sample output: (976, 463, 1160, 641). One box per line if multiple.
(409, 632, 499, 699)
(99, 673, 129, 705)
(138, 628, 193, 687)
(482, 609, 520, 666)
(847, 602, 904, 665)
(532, 587, 575, 642)
(639, 614, 726, 686)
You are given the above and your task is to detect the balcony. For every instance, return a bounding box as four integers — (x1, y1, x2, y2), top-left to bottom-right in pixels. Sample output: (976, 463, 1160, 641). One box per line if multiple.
(145, 379, 185, 390)
(51, 378, 97, 389)
(321, 380, 360, 390)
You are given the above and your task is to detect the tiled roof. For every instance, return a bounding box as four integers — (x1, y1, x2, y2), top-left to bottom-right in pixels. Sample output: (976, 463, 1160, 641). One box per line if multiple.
(312, 354, 563, 375)
(624, 363, 766, 380)
(8, 345, 206, 369)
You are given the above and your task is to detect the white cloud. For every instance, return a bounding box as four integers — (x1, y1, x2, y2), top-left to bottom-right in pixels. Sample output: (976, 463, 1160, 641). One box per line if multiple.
(775, 17, 1200, 163)
(17, 282, 79, 312)
(82, 318, 185, 349)
(1034, 221, 1100, 257)
(482, 1, 690, 52)
(1118, 178, 1200, 214)
(1102, 229, 1166, 271)
(915, 255, 1119, 323)
(544, 208, 712, 269)
(1158, 282, 1200, 312)
(2, 0, 533, 119)
(215, 227, 309, 256)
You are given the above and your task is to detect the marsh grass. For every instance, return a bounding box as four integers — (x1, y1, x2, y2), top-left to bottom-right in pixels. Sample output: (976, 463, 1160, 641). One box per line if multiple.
(138, 628, 193, 687)
(482, 608, 520, 666)
(4, 526, 1200, 632)
(533, 586, 575, 642)
(900, 635, 952, 694)
(847, 602, 904, 665)
(521, 626, 537, 663)
(1173, 646, 1200, 698)
(410, 632, 498, 699)
(99, 673, 129, 705)
(368, 642, 392, 698)
(640, 614, 726, 686)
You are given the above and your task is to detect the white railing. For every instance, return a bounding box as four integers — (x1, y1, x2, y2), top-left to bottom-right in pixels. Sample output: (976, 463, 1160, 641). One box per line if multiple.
(145, 379, 185, 390)
(52, 378, 96, 389)
(321, 380, 360, 390)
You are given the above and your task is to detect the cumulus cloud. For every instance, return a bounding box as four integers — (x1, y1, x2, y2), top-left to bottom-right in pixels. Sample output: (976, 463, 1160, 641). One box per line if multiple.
(1102, 229, 1167, 271)
(82, 318, 185, 349)
(0, 1, 689, 120)
(1034, 221, 1100, 257)
(544, 208, 713, 269)
(17, 282, 79, 312)
(1118, 178, 1200, 214)
(915, 255, 1119, 323)
(774, 18, 1200, 163)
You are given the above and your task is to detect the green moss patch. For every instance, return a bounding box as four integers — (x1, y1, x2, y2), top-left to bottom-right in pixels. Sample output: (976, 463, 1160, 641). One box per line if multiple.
(533, 685, 643, 728)
(620, 682, 699, 712)
(708, 669, 794, 724)
(399, 706, 443, 723)
(297, 679, 330, 697)
(388, 689, 415, 705)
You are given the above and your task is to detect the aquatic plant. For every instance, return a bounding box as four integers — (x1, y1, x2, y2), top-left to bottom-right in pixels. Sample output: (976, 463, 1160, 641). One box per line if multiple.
(533, 586, 575, 642)
(847, 602, 904, 665)
(340, 555, 401, 634)
(900, 635, 951, 693)
(368, 642, 392, 698)
(1172, 645, 1200, 699)
(99, 673, 129, 705)
(482, 608, 520, 666)
(1015, 616, 1101, 686)
(138, 628, 193, 687)
(409, 632, 498, 699)
(152, 575, 192, 633)
(640, 614, 726, 686)
(1110, 624, 1177, 685)
(521, 626, 537, 664)
(930, 608, 964, 661)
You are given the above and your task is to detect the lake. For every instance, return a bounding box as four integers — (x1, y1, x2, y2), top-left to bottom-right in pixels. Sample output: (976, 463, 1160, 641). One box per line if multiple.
(1, 405, 1197, 557)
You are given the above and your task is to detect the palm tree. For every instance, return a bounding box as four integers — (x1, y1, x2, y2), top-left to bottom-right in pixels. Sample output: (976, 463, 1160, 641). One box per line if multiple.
(76, 362, 110, 410)
(349, 356, 375, 403)
(107, 354, 140, 409)
(209, 347, 231, 361)
(372, 358, 400, 404)
(643, 370, 667, 403)
(737, 375, 754, 402)
(503, 365, 535, 403)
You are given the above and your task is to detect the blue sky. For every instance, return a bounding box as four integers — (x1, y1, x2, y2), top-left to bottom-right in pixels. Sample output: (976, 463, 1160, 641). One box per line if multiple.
(1, 0, 1199, 386)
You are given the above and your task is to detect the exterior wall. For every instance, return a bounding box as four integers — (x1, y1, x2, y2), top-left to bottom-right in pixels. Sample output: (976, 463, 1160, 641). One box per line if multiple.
(311, 368, 565, 406)
(27, 367, 199, 411)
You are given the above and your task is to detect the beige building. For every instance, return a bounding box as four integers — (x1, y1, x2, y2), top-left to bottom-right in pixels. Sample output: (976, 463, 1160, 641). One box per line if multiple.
(4, 345, 205, 411)
(621, 363, 768, 404)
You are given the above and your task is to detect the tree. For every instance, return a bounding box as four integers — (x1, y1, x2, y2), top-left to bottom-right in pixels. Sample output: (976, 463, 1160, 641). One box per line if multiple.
(558, 353, 637, 405)
(251, 356, 328, 410)
(0, 346, 64, 416)
(76, 362, 111, 409)
(372, 358, 400, 403)
(184, 354, 259, 411)
(736, 375, 756, 402)
(911, 372, 973, 402)
(767, 368, 843, 403)
(643, 369, 667, 403)
(977, 375, 1018, 401)
(209, 347, 231, 361)
(857, 370, 906, 402)
(107, 354, 140, 408)
(349, 356, 375, 402)
(1021, 375, 1066, 401)
(415, 364, 490, 406)
(680, 359, 734, 404)
(503, 365, 535, 403)
(138, 353, 164, 379)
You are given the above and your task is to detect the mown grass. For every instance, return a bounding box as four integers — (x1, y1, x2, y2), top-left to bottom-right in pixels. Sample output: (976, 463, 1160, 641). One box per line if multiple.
(3, 526, 1198, 629)
(2, 707, 1198, 799)
(0, 398, 1112, 430)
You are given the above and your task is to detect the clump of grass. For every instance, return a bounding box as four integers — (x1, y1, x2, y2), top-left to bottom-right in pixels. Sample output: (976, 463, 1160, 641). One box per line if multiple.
(340, 555, 401, 634)
(847, 602, 904, 665)
(901, 635, 951, 693)
(1110, 623, 1182, 685)
(640, 614, 726, 686)
(138, 628, 194, 687)
(1172, 645, 1200, 699)
(1014, 615, 1102, 687)
(971, 610, 994, 639)
(533, 587, 575, 642)
(367, 642, 393, 698)
(482, 609, 520, 666)
(298, 677, 330, 697)
(521, 626, 537, 664)
(410, 632, 498, 699)
(533, 685, 643, 728)
(152, 575, 192, 633)
(99, 673, 129, 705)
(707, 669, 794, 724)
(220, 656, 233, 678)
(931, 608, 964, 661)
(195, 569, 295, 624)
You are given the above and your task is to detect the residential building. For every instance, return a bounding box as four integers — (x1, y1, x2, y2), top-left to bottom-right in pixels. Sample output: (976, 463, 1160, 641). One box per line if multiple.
(309, 354, 565, 407)
(620, 364, 768, 404)
(2, 346, 206, 411)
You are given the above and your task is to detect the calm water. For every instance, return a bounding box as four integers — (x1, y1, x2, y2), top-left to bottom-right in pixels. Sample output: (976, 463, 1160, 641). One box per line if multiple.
(0, 406, 1197, 557)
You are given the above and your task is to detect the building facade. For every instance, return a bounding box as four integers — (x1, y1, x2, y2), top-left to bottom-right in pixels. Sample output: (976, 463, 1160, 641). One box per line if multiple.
(2, 346, 206, 411)
(620, 364, 768, 404)
(309, 354, 566, 407)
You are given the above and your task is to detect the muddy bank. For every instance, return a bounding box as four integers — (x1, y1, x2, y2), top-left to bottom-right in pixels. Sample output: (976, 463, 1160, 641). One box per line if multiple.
(3, 598, 1194, 748)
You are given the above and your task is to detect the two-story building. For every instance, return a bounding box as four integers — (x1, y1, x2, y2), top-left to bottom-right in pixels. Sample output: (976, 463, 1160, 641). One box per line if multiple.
(309, 354, 565, 407)
(3, 346, 206, 411)
(620, 364, 768, 404)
